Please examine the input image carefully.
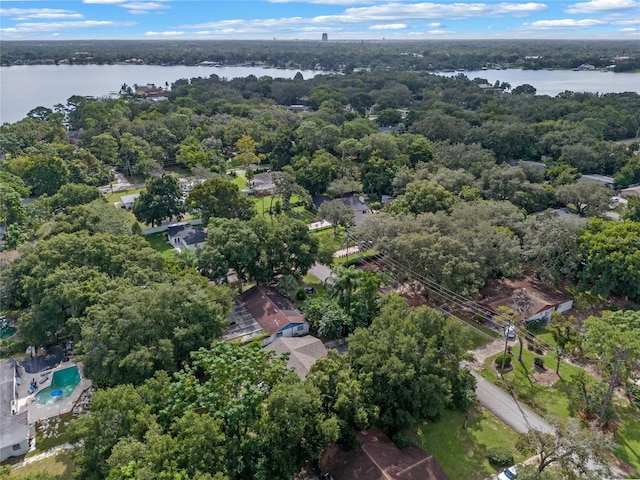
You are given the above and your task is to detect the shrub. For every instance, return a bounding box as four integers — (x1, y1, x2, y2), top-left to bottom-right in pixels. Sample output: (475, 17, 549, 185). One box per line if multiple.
(487, 446, 513, 467)
(534, 356, 545, 370)
(495, 353, 512, 369)
(295, 289, 307, 301)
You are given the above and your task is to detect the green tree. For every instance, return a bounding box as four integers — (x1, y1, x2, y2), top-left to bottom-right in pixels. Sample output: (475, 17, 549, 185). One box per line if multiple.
(234, 134, 264, 167)
(318, 199, 354, 234)
(255, 376, 339, 479)
(389, 180, 454, 215)
(132, 174, 184, 227)
(331, 266, 381, 331)
(623, 196, 640, 222)
(7, 154, 69, 196)
(306, 350, 377, 448)
(523, 211, 581, 283)
(347, 296, 472, 435)
(0, 183, 25, 228)
(197, 217, 259, 292)
(555, 183, 611, 216)
(43, 183, 101, 214)
(515, 418, 613, 476)
(547, 312, 579, 376)
(79, 280, 231, 386)
(166, 342, 288, 478)
(577, 220, 640, 300)
(187, 177, 255, 223)
(582, 310, 640, 427)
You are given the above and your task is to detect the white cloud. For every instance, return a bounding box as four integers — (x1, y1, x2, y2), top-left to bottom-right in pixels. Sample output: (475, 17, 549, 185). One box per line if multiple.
(0, 19, 136, 35)
(369, 23, 407, 29)
(428, 22, 442, 27)
(619, 27, 637, 31)
(565, 0, 639, 14)
(182, 2, 547, 33)
(121, 2, 170, 12)
(0, 8, 83, 20)
(524, 18, 604, 28)
(269, 0, 377, 3)
(83, 0, 127, 4)
(145, 30, 185, 36)
(428, 29, 451, 34)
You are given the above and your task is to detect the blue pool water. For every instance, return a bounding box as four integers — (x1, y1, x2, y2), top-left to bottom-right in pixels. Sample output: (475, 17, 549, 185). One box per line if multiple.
(35, 366, 81, 405)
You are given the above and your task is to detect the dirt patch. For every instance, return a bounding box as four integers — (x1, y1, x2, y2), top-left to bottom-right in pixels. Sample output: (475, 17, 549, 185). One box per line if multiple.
(533, 368, 560, 387)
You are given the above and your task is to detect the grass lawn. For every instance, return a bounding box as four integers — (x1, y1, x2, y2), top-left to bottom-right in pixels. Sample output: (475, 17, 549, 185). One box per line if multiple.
(412, 405, 524, 480)
(481, 346, 582, 419)
(231, 176, 248, 190)
(104, 187, 143, 205)
(303, 274, 329, 297)
(10, 451, 74, 479)
(482, 348, 640, 476)
(615, 402, 640, 475)
(143, 232, 176, 259)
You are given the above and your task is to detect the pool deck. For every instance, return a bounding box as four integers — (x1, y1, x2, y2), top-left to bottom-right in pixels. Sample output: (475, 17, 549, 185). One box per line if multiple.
(16, 361, 92, 422)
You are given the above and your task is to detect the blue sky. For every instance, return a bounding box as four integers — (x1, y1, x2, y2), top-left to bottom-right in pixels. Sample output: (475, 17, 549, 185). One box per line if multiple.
(0, 0, 638, 40)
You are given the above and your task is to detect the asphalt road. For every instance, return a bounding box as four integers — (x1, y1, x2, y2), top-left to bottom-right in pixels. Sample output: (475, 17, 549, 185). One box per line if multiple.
(467, 367, 554, 435)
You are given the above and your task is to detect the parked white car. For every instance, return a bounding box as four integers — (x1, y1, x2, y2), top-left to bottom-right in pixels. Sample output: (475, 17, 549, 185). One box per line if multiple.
(498, 465, 518, 480)
(504, 325, 516, 339)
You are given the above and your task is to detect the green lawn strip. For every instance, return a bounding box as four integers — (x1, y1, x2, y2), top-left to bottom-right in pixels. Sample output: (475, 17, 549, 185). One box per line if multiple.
(10, 451, 74, 479)
(143, 232, 176, 259)
(534, 329, 557, 348)
(314, 228, 347, 252)
(412, 405, 524, 480)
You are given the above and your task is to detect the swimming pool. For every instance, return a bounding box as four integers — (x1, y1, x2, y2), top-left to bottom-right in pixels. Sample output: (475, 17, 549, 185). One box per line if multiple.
(35, 366, 81, 405)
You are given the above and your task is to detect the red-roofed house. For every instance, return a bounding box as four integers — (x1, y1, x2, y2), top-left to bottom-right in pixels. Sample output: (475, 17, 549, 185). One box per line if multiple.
(225, 286, 309, 346)
(480, 278, 573, 325)
(320, 428, 448, 480)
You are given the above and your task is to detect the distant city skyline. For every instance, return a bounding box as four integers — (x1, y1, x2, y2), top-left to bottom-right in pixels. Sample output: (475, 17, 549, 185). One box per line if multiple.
(0, 0, 638, 41)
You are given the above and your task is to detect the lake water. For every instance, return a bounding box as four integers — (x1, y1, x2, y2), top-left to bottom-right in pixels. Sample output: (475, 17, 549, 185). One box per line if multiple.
(435, 69, 640, 97)
(1, 65, 638, 124)
(0, 64, 328, 124)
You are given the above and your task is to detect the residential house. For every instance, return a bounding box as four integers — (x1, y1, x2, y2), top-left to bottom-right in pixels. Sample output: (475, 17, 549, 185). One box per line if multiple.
(577, 174, 616, 189)
(620, 185, 640, 198)
(0, 359, 34, 462)
(119, 193, 140, 210)
(341, 195, 370, 225)
(320, 427, 448, 480)
(250, 172, 277, 196)
(266, 336, 327, 378)
(480, 278, 573, 325)
(166, 223, 207, 251)
(224, 286, 309, 346)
